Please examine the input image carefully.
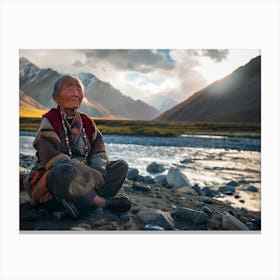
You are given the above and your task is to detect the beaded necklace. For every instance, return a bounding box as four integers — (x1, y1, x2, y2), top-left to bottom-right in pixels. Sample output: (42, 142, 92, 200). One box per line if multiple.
(60, 109, 89, 163)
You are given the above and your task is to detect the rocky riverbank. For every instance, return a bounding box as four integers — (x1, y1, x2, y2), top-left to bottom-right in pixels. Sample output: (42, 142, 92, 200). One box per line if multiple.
(20, 154, 261, 231)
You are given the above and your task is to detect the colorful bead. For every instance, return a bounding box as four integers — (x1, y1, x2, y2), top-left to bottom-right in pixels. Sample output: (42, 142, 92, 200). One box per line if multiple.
(60, 109, 89, 163)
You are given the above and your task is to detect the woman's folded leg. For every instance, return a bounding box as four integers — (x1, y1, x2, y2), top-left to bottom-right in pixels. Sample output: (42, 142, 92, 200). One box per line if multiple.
(96, 160, 128, 198)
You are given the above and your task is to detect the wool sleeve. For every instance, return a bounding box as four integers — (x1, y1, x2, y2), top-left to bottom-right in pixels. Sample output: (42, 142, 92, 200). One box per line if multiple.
(89, 151, 109, 176)
(88, 123, 109, 176)
(33, 118, 70, 169)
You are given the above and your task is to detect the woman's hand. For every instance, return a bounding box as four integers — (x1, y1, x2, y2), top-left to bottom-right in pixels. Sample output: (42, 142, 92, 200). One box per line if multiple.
(66, 159, 105, 196)
(89, 152, 109, 177)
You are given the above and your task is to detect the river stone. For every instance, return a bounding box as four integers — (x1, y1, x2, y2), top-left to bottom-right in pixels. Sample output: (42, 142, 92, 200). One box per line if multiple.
(221, 212, 249, 230)
(144, 224, 165, 231)
(132, 182, 152, 192)
(180, 159, 193, 164)
(137, 208, 174, 229)
(202, 206, 213, 216)
(199, 196, 216, 204)
(246, 222, 255, 230)
(147, 162, 165, 173)
(70, 227, 87, 231)
(136, 175, 146, 182)
(166, 167, 191, 190)
(127, 168, 139, 180)
(144, 175, 156, 184)
(192, 184, 203, 196)
(218, 186, 236, 195)
(154, 175, 168, 188)
(201, 186, 218, 197)
(124, 223, 133, 230)
(20, 153, 36, 168)
(174, 187, 198, 197)
(173, 207, 208, 224)
(226, 181, 239, 187)
(120, 214, 130, 223)
(19, 166, 29, 175)
(244, 185, 258, 192)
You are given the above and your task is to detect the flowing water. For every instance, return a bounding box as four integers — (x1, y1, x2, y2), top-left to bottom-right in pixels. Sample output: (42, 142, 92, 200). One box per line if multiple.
(20, 132, 261, 211)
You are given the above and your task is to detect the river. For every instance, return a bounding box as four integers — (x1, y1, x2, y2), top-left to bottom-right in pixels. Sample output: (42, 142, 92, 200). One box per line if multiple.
(20, 132, 261, 211)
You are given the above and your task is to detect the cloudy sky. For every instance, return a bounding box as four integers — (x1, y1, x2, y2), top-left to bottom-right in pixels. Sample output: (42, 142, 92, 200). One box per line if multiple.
(20, 49, 260, 109)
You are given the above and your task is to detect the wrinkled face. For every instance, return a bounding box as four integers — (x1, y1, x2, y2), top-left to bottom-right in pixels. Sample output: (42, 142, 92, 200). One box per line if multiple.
(53, 78, 84, 111)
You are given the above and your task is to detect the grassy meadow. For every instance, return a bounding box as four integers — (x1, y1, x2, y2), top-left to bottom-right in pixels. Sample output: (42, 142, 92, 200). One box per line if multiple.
(20, 106, 47, 118)
(20, 117, 261, 138)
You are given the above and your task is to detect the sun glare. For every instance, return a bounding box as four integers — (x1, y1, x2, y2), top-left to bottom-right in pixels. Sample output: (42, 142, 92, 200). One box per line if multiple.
(195, 49, 261, 84)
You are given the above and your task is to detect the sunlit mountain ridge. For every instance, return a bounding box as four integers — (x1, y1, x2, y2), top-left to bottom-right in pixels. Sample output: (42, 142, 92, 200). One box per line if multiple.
(156, 55, 261, 123)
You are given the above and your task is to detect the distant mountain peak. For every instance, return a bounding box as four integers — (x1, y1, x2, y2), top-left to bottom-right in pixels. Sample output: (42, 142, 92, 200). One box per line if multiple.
(77, 72, 98, 88)
(19, 56, 32, 64)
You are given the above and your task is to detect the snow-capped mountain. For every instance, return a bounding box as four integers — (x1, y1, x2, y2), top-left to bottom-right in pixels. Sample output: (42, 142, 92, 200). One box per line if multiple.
(77, 72, 161, 120)
(77, 72, 98, 88)
(20, 57, 54, 87)
(20, 57, 61, 109)
(19, 58, 160, 120)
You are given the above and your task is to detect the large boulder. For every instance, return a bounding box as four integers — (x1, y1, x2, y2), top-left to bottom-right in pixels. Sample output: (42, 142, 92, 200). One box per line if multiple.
(166, 167, 191, 190)
(137, 208, 174, 230)
(173, 207, 208, 224)
(221, 212, 249, 230)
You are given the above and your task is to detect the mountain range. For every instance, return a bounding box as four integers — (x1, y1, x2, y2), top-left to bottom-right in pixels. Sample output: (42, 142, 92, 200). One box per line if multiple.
(19, 57, 160, 120)
(156, 55, 261, 123)
(20, 56, 261, 123)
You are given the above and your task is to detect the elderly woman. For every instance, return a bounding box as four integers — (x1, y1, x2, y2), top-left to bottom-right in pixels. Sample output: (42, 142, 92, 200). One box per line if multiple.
(23, 75, 131, 218)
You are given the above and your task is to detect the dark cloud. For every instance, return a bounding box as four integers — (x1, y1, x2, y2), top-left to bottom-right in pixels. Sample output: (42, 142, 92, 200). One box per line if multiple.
(76, 49, 175, 73)
(84, 50, 111, 58)
(201, 49, 229, 62)
(186, 49, 229, 62)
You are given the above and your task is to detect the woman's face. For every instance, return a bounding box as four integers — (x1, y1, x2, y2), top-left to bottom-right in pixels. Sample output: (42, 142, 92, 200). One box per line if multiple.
(53, 78, 84, 111)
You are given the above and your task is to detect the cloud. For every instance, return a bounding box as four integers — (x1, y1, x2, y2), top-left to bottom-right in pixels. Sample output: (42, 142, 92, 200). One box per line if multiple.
(167, 50, 208, 102)
(104, 50, 210, 105)
(192, 49, 229, 62)
(20, 49, 256, 109)
(91, 49, 210, 104)
(201, 49, 229, 62)
(77, 49, 175, 73)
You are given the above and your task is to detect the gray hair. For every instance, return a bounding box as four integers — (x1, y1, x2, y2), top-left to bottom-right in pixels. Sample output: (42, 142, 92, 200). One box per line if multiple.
(52, 75, 84, 97)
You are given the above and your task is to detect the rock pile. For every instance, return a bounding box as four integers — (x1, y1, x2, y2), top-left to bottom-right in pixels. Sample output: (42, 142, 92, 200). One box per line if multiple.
(20, 160, 261, 231)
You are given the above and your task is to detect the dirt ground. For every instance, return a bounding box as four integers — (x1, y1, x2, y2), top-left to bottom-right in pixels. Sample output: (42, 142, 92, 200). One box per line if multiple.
(20, 180, 261, 231)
